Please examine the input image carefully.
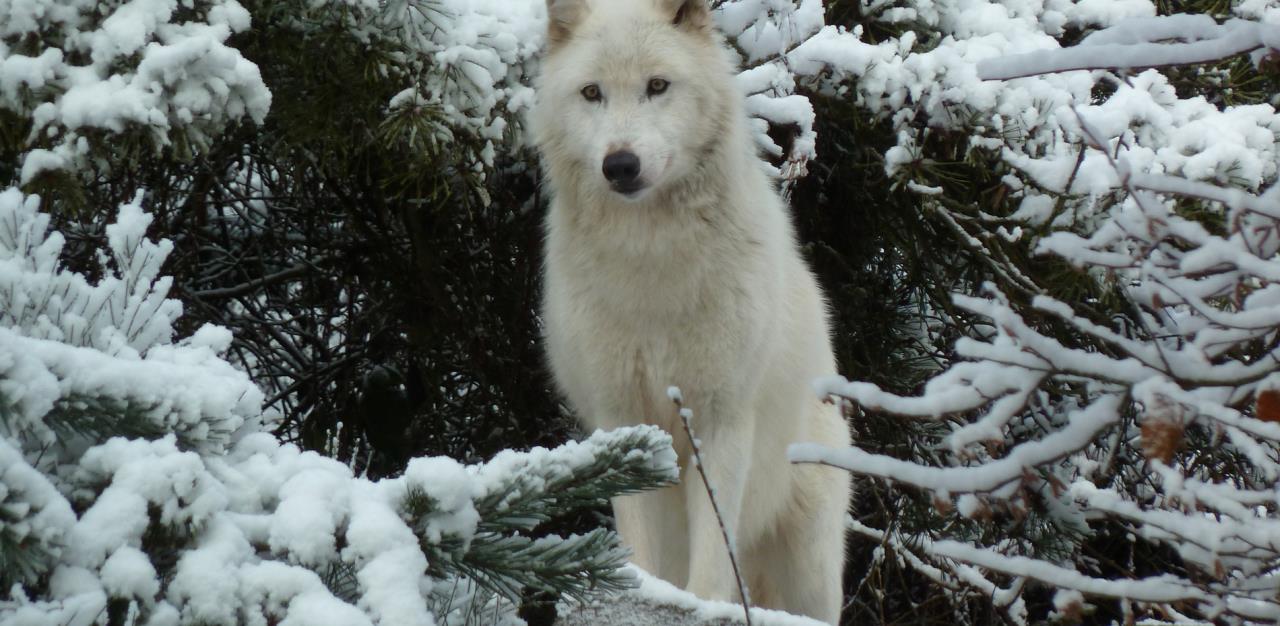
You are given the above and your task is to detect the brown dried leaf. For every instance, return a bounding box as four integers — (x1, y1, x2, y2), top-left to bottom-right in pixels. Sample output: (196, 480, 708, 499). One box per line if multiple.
(1140, 417, 1183, 464)
(1256, 388, 1280, 423)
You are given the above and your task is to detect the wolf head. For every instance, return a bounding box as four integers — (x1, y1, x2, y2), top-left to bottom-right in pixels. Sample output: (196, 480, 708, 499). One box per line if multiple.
(533, 0, 738, 204)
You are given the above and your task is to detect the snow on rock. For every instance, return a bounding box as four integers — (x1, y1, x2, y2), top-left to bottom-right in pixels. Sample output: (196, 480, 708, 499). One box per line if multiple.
(556, 565, 826, 626)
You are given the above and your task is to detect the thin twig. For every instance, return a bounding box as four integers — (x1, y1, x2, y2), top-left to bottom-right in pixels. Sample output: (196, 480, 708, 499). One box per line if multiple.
(666, 386, 752, 626)
(185, 255, 331, 299)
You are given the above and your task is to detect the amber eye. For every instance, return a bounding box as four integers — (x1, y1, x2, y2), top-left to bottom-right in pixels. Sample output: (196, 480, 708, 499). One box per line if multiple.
(581, 84, 602, 101)
(647, 78, 670, 96)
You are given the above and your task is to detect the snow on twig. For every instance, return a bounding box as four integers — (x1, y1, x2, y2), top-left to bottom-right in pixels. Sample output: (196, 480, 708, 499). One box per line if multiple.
(791, 395, 1122, 494)
(847, 519, 1028, 624)
(929, 541, 1207, 604)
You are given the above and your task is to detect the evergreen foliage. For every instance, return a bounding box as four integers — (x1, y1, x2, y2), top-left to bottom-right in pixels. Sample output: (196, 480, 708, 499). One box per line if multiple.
(401, 426, 679, 601)
(0, 188, 679, 624)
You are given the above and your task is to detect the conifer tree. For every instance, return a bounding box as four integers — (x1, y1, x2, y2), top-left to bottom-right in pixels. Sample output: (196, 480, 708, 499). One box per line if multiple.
(0, 187, 680, 624)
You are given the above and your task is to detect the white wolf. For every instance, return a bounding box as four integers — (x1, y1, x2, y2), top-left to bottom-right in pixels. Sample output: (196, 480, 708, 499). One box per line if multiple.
(531, 0, 851, 622)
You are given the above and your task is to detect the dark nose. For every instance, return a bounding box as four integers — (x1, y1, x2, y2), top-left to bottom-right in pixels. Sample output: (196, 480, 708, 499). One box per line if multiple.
(602, 151, 641, 184)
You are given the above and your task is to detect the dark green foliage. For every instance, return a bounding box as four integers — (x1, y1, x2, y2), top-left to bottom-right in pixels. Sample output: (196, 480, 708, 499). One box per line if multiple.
(1, 394, 167, 449)
(41, 397, 170, 446)
(450, 529, 634, 602)
(471, 436, 682, 534)
(792, 80, 1023, 626)
(0, 524, 55, 591)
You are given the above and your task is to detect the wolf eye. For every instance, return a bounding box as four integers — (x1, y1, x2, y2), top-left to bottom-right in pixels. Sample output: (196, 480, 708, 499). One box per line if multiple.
(647, 78, 670, 96)
(581, 84, 602, 102)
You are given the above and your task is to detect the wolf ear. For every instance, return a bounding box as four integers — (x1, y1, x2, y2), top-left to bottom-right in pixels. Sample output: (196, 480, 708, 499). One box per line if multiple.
(546, 0, 587, 47)
(667, 0, 712, 32)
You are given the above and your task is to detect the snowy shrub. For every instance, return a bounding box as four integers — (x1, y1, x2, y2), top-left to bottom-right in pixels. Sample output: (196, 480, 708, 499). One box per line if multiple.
(0, 187, 260, 457)
(0, 0, 271, 185)
(791, 7, 1280, 624)
(0, 187, 679, 624)
(268, 0, 546, 168)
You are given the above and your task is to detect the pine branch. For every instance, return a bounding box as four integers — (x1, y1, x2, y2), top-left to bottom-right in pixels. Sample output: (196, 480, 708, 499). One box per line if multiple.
(42, 397, 169, 444)
(0, 439, 73, 591)
(0, 385, 222, 453)
(0, 532, 56, 590)
(400, 426, 679, 605)
(320, 560, 362, 604)
(451, 528, 634, 602)
(470, 426, 680, 534)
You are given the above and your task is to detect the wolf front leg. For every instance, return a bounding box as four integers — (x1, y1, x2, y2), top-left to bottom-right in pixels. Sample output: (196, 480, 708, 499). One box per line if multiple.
(681, 406, 754, 604)
(612, 481, 691, 587)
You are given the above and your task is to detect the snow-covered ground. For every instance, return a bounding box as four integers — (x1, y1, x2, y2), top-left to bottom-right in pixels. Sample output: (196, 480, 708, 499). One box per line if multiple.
(556, 567, 825, 626)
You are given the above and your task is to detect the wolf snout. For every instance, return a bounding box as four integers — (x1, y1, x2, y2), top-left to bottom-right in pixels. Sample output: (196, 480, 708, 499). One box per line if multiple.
(602, 150, 645, 194)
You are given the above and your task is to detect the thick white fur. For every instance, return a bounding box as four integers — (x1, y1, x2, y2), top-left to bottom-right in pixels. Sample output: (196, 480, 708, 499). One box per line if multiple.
(532, 0, 851, 622)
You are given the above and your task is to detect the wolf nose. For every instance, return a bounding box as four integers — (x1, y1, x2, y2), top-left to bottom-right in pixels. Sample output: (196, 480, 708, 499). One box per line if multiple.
(602, 151, 641, 185)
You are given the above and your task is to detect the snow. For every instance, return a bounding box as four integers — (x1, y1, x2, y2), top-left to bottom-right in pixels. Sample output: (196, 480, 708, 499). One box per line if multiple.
(555, 565, 826, 626)
(790, 394, 1122, 493)
(99, 546, 160, 601)
(844, 518, 1028, 622)
(270, 467, 350, 566)
(979, 18, 1280, 80)
(1050, 589, 1085, 620)
(6, 0, 1262, 203)
(352, 546, 434, 626)
(931, 541, 1205, 604)
(0, 190, 262, 456)
(0, 188, 181, 355)
(400, 456, 479, 546)
(0, 437, 75, 564)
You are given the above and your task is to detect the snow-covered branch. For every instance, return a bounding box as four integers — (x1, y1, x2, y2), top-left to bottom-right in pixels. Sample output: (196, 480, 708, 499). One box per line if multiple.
(795, 10, 1280, 623)
(979, 16, 1280, 80)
